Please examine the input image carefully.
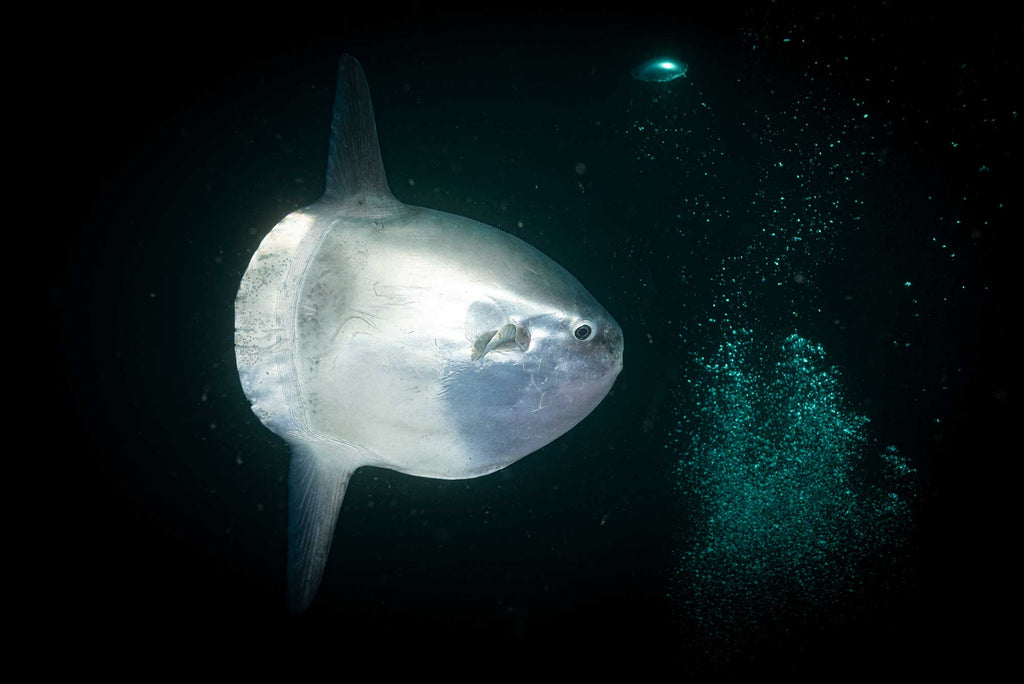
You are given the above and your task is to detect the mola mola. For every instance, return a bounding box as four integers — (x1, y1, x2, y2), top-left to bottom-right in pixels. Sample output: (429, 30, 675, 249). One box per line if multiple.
(235, 55, 624, 612)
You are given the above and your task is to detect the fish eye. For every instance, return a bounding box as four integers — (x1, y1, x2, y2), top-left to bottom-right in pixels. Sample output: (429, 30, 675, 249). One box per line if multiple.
(573, 322, 593, 341)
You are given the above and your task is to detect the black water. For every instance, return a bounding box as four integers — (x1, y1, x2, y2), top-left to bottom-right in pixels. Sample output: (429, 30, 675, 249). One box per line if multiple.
(51, 6, 1014, 676)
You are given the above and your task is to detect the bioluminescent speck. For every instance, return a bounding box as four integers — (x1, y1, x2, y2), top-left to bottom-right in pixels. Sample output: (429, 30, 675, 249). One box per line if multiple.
(631, 58, 688, 83)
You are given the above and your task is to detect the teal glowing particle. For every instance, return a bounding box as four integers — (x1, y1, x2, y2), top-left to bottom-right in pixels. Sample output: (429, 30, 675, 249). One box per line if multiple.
(631, 58, 688, 83)
(667, 331, 917, 641)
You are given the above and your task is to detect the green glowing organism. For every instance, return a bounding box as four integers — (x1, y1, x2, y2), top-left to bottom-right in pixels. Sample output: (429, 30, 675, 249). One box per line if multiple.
(631, 58, 689, 83)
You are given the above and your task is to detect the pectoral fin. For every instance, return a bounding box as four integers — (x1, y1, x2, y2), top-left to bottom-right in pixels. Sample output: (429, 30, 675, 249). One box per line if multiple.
(471, 323, 531, 361)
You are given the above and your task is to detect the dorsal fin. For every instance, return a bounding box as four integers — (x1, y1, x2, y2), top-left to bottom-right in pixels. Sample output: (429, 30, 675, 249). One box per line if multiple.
(323, 55, 399, 213)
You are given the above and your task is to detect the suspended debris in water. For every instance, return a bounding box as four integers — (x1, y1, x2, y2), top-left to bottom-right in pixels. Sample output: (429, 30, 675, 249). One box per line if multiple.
(669, 331, 916, 642)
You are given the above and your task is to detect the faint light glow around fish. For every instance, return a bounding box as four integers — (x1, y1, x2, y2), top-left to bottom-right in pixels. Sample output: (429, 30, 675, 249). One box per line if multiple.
(631, 58, 688, 83)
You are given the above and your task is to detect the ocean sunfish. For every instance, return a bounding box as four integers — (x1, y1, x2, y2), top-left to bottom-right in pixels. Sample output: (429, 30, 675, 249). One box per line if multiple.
(235, 55, 624, 612)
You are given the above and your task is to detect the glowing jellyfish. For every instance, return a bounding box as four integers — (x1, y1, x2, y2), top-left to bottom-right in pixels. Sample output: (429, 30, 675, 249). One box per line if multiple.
(631, 58, 688, 83)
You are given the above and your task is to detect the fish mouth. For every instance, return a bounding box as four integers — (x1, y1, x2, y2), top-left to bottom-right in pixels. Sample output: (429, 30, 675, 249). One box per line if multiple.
(604, 323, 624, 372)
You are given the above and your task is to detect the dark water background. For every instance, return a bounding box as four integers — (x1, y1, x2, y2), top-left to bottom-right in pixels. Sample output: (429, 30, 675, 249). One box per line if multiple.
(49, 5, 1014, 676)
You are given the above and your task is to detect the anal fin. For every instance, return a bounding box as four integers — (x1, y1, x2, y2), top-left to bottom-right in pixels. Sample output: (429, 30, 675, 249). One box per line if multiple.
(286, 441, 359, 613)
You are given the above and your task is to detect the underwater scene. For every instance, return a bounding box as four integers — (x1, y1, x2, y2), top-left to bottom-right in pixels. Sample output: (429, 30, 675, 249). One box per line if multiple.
(55, 5, 1014, 676)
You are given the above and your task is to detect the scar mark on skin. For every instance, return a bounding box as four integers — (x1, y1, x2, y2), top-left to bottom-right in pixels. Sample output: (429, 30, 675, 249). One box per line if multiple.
(532, 391, 548, 413)
(373, 281, 420, 304)
(528, 373, 550, 393)
(330, 314, 376, 344)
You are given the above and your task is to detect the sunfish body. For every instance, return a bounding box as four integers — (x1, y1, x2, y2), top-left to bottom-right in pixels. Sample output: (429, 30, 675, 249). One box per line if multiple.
(235, 56, 624, 612)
